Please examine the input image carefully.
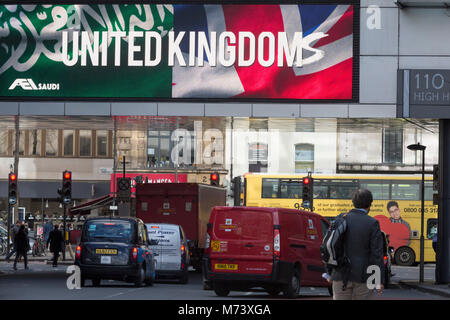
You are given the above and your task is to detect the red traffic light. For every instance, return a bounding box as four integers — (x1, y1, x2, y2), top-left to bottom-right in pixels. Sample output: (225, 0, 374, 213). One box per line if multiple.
(63, 171, 71, 180)
(210, 173, 218, 181)
(303, 177, 310, 185)
(9, 173, 17, 181)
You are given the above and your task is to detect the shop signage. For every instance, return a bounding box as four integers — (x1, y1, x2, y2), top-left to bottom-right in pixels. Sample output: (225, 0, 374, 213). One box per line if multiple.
(0, 3, 358, 101)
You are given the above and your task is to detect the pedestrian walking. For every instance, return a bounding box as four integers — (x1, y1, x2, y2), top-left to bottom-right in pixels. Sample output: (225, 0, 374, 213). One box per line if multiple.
(47, 224, 63, 267)
(5, 221, 20, 262)
(13, 225, 29, 270)
(43, 218, 53, 244)
(331, 189, 385, 300)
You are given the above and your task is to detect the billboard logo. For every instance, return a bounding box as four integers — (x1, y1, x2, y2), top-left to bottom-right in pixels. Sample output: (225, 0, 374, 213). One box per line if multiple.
(9, 78, 60, 91)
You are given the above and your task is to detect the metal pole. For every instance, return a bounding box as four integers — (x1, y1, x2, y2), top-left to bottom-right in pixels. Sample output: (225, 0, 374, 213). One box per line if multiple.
(420, 149, 425, 283)
(63, 204, 66, 261)
(7, 203, 11, 255)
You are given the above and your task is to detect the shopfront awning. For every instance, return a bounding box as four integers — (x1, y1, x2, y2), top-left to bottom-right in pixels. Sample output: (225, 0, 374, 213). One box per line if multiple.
(68, 195, 113, 215)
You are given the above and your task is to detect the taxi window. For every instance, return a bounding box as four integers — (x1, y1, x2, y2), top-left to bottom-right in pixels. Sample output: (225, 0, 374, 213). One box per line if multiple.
(83, 220, 132, 242)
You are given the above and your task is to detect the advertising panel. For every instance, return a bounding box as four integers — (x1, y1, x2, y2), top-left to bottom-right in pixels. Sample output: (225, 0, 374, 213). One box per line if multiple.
(0, 2, 358, 101)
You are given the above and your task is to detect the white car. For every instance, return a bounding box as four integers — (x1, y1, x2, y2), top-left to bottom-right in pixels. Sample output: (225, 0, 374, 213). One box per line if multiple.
(146, 223, 190, 284)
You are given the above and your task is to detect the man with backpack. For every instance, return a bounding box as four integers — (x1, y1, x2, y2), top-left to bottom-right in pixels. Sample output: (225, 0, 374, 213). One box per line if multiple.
(322, 189, 385, 300)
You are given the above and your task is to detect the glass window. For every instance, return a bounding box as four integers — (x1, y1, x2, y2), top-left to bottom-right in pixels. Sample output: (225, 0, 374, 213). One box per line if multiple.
(249, 142, 268, 173)
(96, 130, 108, 157)
(427, 219, 437, 240)
(383, 127, 403, 163)
(360, 181, 390, 200)
(0, 130, 8, 155)
(424, 181, 433, 201)
(327, 180, 358, 199)
(63, 130, 74, 156)
(45, 129, 58, 156)
(295, 144, 314, 173)
(79, 130, 92, 157)
(391, 182, 420, 200)
(279, 179, 302, 199)
(262, 178, 279, 198)
(147, 130, 173, 168)
(82, 220, 132, 243)
(313, 180, 328, 199)
(28, 130, 41, 156)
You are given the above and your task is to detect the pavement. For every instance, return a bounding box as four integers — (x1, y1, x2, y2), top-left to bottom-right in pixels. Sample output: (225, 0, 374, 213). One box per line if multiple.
(1, 252, 449, 299)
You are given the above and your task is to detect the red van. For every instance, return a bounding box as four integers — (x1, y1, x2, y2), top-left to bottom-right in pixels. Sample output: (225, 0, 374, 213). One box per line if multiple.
(203, 206, 331, 298)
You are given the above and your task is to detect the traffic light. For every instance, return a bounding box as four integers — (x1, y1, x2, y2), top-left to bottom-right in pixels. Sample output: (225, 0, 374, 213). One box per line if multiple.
(210, 172, 220, 186)
(8, 172, 17, 205)
(117, 177, 131, 201)
(433, 164, 439, 191)
(62, 170, 72, 205)
(302, 176, 314, 210)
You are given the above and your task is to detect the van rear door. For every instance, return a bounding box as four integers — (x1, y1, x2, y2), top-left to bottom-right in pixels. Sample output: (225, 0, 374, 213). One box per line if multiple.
(147, 224, 163, 270)
(159, 224, 181, 271)
(210, 208, 274, 275)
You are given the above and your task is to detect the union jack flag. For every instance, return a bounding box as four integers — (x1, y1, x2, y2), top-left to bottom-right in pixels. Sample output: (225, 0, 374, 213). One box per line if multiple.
(172, 4, 354, 100)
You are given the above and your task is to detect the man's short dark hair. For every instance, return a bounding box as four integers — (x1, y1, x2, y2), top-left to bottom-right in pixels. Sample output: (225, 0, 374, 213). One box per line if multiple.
(387, 201, 399, 211)
(352, 189, 373, 209)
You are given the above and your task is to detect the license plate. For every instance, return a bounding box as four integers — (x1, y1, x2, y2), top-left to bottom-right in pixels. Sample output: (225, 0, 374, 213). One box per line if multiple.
(215, 263, 238, 271)
(96, 248, 117, 255)
(101, 256, 111, 264)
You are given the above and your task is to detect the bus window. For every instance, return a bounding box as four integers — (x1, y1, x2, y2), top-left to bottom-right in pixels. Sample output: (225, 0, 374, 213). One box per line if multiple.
(329, 180, 358, 199)
(279, 179, 302, 199)
(313, 180, 328, 199)
(391, 182, 419, 200)
(424, 181, 433, 201)
(262, 178, 279, 198)
(427, 219, 438, 240)
(360, 181, 390, 200)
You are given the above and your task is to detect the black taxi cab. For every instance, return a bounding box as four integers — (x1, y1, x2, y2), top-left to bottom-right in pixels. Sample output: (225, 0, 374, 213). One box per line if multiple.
(75, 217, 156, 287)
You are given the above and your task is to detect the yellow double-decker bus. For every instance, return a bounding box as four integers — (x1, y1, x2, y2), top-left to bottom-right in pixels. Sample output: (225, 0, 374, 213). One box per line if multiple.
(244, 173, 438, 266)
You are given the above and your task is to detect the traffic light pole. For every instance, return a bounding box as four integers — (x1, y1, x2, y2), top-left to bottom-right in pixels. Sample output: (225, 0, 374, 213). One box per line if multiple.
(63, 203, 66, 261)
(6, 203, 11, 255)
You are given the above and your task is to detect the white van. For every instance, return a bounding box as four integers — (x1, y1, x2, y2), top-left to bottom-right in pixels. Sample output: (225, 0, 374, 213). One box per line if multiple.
(145, 223, 190, 284)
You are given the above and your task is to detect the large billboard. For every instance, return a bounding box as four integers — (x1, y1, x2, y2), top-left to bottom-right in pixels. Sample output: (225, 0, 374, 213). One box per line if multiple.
(0, 2, 358, 101)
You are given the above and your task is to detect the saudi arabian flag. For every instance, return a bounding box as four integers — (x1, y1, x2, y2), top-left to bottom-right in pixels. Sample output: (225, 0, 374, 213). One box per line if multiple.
(0, 4, 174, 98)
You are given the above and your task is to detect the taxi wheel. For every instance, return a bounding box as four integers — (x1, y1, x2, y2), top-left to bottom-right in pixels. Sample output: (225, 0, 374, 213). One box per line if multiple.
(145, 263, 154, 286)
(135, 265, 145, 287)
(80, 275, 85, 288)
(92, 278, 101, 287)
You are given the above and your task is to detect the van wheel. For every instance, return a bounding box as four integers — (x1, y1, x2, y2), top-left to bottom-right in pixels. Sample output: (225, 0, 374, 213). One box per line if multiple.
(214, 283, 230, 297)
(283, 268, 301, 299)
(395, 247, 415, 266)
(135, 265, 145, 287)
(80, 274, 85, 288)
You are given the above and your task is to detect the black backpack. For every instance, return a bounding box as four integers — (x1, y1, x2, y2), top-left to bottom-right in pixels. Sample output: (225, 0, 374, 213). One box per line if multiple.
(320, 212, 351, 275)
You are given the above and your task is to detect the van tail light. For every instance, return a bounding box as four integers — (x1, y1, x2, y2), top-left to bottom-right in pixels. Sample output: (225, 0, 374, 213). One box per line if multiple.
(273, 229, 281, 259)
(181, 244, 185, 252)
(132, 247, 138, 262)
(383, 255, 388, 265)
(75, 245, 82, 260)
(205, 233, 211, 250)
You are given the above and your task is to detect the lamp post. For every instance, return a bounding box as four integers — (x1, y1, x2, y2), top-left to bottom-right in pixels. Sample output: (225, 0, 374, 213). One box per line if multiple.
(407, 142, 426, 283)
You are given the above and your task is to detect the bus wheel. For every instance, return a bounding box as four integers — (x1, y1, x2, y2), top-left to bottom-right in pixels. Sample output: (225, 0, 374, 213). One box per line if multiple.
(395, 247, 415, 266)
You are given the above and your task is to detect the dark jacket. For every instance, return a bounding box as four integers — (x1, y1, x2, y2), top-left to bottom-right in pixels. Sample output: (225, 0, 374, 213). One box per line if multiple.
(331, 208, 385, 284)
(47, 229, 63, 253)
(15, 229, 29, 254)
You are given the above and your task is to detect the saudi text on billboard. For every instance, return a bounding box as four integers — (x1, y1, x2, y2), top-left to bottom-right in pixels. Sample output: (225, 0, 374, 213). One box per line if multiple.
(0, 3, 356, 100)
